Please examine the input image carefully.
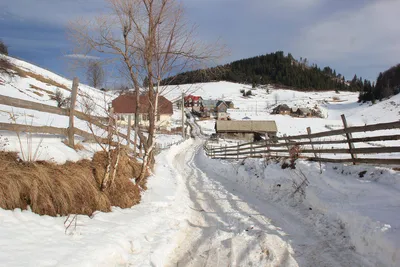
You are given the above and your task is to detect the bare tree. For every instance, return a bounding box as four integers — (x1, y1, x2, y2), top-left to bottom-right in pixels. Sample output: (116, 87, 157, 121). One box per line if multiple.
(69, 0, 224, 181)
(86, 60, 105, 89)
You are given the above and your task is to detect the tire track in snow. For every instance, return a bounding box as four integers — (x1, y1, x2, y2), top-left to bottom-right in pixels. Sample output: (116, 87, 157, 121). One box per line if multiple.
(167, 139, 298, 266)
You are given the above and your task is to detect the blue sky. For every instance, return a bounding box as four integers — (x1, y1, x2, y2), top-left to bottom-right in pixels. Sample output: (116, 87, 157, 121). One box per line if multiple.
(1, 0, 399, 86)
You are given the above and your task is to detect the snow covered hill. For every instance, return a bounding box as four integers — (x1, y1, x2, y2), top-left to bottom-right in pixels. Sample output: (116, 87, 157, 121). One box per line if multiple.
(1, 59, 399, 266)
(0, 55, 115, 162)
(0, 55, 183, 162)
(164, 81, 399, 139)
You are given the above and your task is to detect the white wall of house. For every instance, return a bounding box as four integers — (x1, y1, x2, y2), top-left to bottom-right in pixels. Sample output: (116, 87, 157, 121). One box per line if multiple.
(116, 113, 171, 129)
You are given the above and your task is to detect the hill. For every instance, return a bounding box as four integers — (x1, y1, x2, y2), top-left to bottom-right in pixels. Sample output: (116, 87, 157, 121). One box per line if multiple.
(162, 51, 362, 91)
(359, 64, 400, 102)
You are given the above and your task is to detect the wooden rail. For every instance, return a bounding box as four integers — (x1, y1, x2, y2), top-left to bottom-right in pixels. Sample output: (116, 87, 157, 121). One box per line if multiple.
(204, 117, 400, 166)
(0, 94, 135, 145)
(0, 122, 121, 146)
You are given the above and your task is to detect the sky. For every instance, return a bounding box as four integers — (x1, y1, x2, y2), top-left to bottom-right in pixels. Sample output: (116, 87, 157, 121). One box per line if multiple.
(1, 0, 399, 86)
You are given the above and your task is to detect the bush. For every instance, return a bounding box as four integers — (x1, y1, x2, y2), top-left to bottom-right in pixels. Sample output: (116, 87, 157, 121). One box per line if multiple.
(245, 90, 252, 96)
(0, 58, 13, 76)
(51, 89, 71, 108)
(0, 40, 8, 55)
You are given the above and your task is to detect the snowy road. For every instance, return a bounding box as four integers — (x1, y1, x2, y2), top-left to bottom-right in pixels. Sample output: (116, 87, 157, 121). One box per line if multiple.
(164, 117, 371, 267)
(167, 138, 298, 266)
(166, 137, 369, 267)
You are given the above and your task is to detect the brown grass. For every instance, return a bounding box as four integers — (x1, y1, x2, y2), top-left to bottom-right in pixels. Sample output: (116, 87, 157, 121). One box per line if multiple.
(28, 90, 44, 97)
(0, 58, 14, 76)
(11, 65, 69, 91)
(61, 139, 85, 151)
(29, 84, 55, 96)
(0, 150, 144, 216)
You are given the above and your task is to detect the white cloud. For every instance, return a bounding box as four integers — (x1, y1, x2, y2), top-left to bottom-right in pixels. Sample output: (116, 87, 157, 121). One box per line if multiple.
(64, 54, 100, 60)
(296, 0, 400, 67)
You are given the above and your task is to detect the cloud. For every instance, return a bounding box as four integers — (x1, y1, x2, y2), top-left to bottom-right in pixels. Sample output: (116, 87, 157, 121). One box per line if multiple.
(64, 54, 101, 60)
(296, 0, 400, 67)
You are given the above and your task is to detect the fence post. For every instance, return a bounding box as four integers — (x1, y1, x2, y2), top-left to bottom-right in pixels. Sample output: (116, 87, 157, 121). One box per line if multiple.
(127, 115, 132, 148)
(237, 143, 239, 160)
(68, 77, 79, 148)
(225, 144, 227, 159)
(265, 139, 271, 158)
(341, 114, 357, 165)
(307, 127, 318, 159)
(250, 143, 253, 157)
(283, 134, 290, 157)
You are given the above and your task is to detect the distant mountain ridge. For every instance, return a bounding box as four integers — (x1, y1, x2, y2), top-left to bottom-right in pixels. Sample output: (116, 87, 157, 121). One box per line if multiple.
(162, 51, 366, 92)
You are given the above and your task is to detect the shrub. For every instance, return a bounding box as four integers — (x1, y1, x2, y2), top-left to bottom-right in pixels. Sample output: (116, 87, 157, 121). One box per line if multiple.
(245, 90, 252, 96)
(0, 40, 8, 55)
(0, 58, 13, 76)
(51, 89, 71, 108)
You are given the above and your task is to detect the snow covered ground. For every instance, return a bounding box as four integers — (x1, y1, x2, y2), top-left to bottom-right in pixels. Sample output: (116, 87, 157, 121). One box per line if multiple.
(0, 141, 193, 267)
(193, 147, 400, 266)
(1, 57, 399, 267)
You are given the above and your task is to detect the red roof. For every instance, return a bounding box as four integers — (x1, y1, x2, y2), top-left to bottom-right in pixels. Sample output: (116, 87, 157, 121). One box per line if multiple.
(112, 94, 173, 115)
(184, 95, 202, 101)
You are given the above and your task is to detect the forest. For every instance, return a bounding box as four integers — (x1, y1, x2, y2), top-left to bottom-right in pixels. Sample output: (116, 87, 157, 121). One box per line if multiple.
(162, 51, 400, 101)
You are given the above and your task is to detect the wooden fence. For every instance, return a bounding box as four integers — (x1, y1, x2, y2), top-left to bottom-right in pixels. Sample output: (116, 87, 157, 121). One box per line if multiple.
(0, 78, 135, 147)
(204, 117, 400, 166)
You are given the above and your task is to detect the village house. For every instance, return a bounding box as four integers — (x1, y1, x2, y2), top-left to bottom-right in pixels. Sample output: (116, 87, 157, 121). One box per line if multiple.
(112, 94, 173, 129)
(225, 101, 234, 109)
(184, 95, 203, 112)
(272, 104, 291, 115)
(202, 99, 218, 117)
(216, 120, 277, 142)
(291, 107, 312, 117)
(216, 100, 229, 120)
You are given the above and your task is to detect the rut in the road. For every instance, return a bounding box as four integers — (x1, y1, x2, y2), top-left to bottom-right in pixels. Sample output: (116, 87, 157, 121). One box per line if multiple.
(167, 140, 297, 266)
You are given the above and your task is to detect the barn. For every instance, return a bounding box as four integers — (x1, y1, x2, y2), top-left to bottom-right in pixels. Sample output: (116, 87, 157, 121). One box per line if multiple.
(215, 120, 278, 142)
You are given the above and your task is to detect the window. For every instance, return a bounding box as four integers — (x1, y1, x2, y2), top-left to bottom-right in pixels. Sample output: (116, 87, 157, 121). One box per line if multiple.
(142, 114, 149, 121)
(157, 115, 160, 121)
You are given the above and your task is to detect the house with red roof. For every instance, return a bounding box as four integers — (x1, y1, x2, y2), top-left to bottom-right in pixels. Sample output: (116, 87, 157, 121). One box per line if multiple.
(112, 93, 173, 129)
(184, 95, 203, 112)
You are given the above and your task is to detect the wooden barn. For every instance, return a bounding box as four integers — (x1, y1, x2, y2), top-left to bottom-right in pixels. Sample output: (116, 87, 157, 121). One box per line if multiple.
(215, 120, 277, 142)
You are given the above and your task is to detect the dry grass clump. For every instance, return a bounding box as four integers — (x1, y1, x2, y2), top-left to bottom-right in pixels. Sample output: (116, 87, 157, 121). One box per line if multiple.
(92, 150, 142, 207)
(29, 84, 55, 96)
(28, 89, 44, 97)
(0, 58, 14, 76)
(11, 65, 69, 90)
(0, 150, 144, 216)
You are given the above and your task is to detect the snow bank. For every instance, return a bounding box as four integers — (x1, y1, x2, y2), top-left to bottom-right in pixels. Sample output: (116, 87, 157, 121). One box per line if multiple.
(195, 148, 400, 267)
(0, 139, 193, 266)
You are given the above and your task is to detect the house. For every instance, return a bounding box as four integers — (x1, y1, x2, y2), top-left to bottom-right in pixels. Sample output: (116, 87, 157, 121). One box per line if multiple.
(216, 100, 229, 120)
(184, 95, 203, 112)
(291, 107, 312, 117)
(112, 94, 173, 129)
(202, 99, 218, 117)
(225, 101, 235, 109)
(216, 120, 277, 142)
(272, 104, 291, 115)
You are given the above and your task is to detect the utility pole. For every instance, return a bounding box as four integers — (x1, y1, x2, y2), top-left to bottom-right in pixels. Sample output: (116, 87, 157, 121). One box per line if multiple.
(181, 92, 185, 138)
